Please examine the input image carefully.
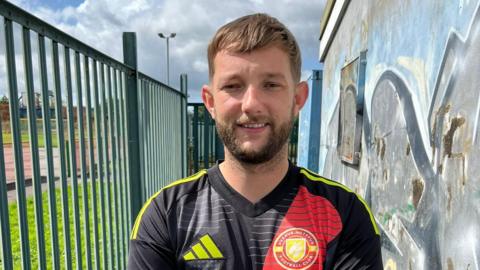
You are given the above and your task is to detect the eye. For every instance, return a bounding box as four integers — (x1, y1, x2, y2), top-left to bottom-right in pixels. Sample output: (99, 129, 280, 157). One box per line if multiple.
(264, 81, 280, 89)
(221, 83, 242, 91)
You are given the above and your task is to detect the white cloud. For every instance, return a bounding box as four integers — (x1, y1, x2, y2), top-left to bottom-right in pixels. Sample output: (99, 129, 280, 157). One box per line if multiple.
(3, 0, 325, 102)
(193, 59, 208, 73)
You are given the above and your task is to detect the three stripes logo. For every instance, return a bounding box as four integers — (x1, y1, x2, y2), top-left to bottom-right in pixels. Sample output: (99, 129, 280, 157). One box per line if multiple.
(183, 234, 224, 261)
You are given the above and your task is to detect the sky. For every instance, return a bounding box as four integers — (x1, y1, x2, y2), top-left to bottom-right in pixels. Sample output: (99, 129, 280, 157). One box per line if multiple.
(3, 0, 326, 102)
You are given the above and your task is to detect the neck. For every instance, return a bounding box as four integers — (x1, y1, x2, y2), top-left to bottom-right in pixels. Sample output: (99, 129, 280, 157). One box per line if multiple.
(219, 145, 290, 203)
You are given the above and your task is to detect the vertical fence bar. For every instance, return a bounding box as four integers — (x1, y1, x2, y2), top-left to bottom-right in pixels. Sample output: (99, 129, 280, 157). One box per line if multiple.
(118, 73, 128, 267)
(166, 90, 170, 180)
(149, 83, 153, 192)
(93, 60, 108, 270)
(170, 92, 174, 178)
(0, 90, 13, 270)
(151, 83, 155, 190)
(204, 110, 210, 169)
(74, 51, 92, 270)
(141, 83, 146, 191)
(165, 90, 170, 180)
(153, 85, 157, 186)
(137, 80, 144, 197)
(38, 34, 60, 270)
(52, 40, 72, 270)
(160, 87, 165, 183)
(165, 90, 169, 180)
(83, 56, 100, 270)
(123, 32, 143, 224)
(112, 70, 120, 268)
(199, 116, 203, 168)
(180, 74, 187, 177)
(151, 83, 156, 192)
(175, 93, 179, 178)
(210, 118, 214, 165)
(108, 67, 121, 270)
(153, 83, 157, 191)
(146, 82, 150, 193)
(162, 88, 167, 180)
(101, 64, 114, 269)
(161, 87, 165, 183)
(64, 47, 83, 270)
(174, 93, 179, 177)
(193, 106, 199, 172)
(153, 85, 159, 188)
(161, 86, 165, 182)
(113, 70, 126, 269)
(143, 81, 149, 196)
(4, 18, 31, 270)
(175, 93, 180, 178)
(119, 72, 131, 243)
(22, 26, 47, 270)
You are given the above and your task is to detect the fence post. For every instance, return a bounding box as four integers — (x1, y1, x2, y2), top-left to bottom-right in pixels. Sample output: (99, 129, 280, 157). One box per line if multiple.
(180, 74, 188, 177)
(193, 106, 199, 173)
(123, 32, 143, 227)
(297, 70, 322, 172)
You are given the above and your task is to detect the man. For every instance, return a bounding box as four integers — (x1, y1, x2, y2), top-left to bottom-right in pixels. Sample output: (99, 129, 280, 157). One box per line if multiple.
(128, 13, 382, 269)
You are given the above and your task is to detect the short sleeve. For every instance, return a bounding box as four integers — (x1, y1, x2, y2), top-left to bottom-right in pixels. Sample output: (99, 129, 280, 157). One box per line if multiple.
(332, 194, 383, 269)
(128, 192, 175, 270)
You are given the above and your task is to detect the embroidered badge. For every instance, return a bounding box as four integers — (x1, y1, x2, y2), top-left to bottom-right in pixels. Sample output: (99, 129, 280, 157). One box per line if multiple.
(273, 228, 319, 269)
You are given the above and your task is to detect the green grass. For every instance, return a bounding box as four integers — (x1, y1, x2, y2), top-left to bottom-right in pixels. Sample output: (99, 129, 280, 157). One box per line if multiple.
(2, 132, 59, 148)
(1, 119, 92, 148)
(3, 181, 127, 270)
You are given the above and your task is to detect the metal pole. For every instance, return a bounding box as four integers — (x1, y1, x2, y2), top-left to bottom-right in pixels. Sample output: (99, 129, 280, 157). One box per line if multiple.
(158, 33, 175, 85)
(166, 37, 170, 85)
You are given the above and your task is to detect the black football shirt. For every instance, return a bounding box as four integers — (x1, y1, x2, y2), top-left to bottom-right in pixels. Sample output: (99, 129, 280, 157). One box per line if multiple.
(128, 163, 382, 269)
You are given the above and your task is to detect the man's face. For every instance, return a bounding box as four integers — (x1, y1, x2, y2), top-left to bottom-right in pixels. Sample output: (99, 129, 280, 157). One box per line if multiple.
(202, 46, 308, 164)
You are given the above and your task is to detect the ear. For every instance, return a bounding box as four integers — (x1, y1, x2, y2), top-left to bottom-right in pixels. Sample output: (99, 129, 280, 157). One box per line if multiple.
(293, 81, 309, 117)
(201, 84, 216, 119)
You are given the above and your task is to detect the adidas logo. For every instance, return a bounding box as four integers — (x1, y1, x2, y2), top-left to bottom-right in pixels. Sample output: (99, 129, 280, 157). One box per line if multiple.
(183, 234, 224, 261)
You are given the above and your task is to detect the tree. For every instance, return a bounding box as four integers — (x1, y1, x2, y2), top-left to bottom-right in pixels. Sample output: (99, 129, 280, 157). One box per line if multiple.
(0, 95, 9, 104)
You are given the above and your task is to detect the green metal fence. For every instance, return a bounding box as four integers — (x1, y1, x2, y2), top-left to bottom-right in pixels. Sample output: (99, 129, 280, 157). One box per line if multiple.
(187, 103, 223, 175)
(0, 2, 187, 269)
(138, 74, 187, 197)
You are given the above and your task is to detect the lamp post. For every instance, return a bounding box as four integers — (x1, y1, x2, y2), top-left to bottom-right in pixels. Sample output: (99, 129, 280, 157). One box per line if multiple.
(158, 32, 176, 85)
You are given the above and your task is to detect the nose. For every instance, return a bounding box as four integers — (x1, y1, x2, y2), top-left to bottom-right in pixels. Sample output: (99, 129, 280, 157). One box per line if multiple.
(241, 85, 264, 115)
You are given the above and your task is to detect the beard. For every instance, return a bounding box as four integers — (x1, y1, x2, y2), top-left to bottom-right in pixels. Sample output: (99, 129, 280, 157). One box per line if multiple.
(215, 108, 295, 165)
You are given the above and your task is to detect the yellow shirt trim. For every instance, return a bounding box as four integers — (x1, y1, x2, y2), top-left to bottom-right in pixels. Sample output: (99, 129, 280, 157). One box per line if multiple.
(299, 168, 380, 235)
(130, 170, 208, 240)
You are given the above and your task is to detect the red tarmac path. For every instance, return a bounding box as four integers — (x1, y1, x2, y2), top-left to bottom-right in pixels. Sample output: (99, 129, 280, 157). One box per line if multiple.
(3, 143, 91, 202)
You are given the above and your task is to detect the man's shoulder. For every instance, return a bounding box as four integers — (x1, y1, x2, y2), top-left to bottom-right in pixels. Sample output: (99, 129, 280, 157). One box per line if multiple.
(142, 170, 210, 213)
(296, 166, 354, 197)
(295, 166, 379, 235)
(160, 170, 209, 195)
(130, 170, 210, 240)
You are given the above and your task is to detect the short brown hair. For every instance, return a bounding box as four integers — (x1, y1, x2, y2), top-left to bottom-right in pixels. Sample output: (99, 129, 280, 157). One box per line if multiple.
(207, 13, 302, 82)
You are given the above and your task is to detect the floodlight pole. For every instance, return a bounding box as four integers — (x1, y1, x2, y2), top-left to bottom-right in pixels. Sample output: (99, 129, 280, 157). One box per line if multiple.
(158, 32, 176, 85)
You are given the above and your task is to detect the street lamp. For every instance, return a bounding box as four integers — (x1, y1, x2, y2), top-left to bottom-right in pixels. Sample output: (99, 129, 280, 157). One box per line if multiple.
(158, 32, 176, 85)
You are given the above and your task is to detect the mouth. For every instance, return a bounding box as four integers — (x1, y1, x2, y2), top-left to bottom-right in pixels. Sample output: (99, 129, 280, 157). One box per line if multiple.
(238, 122, 268, 129)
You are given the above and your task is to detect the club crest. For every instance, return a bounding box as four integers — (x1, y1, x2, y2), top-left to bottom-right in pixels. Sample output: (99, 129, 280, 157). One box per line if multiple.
(273, 228, 319, 269)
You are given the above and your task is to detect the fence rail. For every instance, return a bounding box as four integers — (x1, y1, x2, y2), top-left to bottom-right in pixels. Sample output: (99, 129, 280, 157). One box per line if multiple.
(0, 2, 187, 269)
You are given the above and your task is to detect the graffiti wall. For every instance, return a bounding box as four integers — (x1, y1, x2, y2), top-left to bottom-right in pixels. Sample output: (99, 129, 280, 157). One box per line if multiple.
(298, 0, 480, 268)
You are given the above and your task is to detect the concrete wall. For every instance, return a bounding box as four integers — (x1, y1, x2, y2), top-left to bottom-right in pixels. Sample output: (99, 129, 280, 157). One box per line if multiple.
(298, 0, 480, 268)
